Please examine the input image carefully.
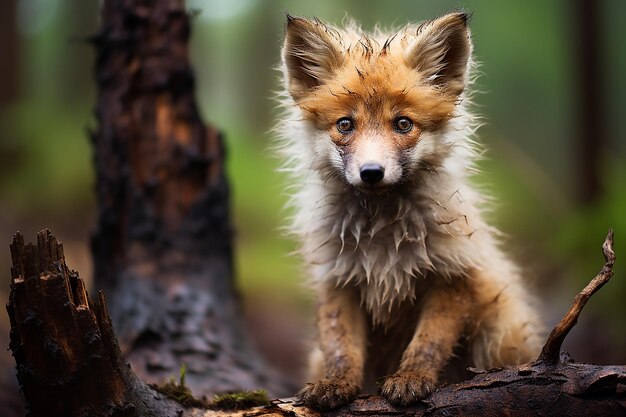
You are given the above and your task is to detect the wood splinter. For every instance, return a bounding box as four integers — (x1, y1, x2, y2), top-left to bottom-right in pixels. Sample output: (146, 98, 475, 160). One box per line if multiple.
(537, 229, 616, 364)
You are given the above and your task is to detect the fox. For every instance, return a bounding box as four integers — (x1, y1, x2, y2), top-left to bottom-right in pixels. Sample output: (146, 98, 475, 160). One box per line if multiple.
(275, 12, 543, 410)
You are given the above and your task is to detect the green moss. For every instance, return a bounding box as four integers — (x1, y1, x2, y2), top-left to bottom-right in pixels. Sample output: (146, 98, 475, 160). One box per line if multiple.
(151, 365, 270, 411)
(150, 364, 209, 408)
(211, 389, 270, 410)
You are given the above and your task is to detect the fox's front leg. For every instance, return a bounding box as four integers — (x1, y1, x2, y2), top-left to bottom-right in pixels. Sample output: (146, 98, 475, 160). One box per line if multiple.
(381, 278, 474, 406)
(297, 285, 367, 410)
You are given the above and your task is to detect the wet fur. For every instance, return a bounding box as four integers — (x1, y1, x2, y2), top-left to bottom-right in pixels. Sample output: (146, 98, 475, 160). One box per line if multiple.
(276, 12, 543, 410)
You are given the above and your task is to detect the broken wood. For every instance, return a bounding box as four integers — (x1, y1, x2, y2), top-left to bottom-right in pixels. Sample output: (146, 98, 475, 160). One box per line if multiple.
(7, 230, 184, 416)
(538, 229, 616, 363)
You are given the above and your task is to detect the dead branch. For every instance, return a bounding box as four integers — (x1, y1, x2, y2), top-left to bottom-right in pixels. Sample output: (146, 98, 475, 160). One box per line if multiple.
(538, 229, 616, 363)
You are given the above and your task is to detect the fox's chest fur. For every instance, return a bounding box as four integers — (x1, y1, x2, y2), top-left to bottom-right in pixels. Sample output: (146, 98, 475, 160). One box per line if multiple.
(294, 176, 491, 325)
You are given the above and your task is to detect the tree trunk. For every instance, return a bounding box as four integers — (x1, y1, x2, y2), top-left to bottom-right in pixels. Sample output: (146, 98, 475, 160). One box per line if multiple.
(574, 0, 605, 204)
(8, 231, 135, 416)
(7, 230, 206, 416)
(90, 0, 283, 397)
(0, 0, 19, 111)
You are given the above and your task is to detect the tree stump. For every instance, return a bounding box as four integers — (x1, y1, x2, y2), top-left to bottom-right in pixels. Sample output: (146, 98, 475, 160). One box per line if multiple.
(8, 230, 135, 416)
(8, 230, 209, 416)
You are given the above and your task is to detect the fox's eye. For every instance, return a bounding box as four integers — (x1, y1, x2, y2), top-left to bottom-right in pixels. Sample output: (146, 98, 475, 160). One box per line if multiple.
(336, 117, 355, 134)
(394, 117, 413, 133)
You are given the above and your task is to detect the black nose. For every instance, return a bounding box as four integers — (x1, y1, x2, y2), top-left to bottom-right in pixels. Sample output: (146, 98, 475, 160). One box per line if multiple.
(360, 164, 385, 184)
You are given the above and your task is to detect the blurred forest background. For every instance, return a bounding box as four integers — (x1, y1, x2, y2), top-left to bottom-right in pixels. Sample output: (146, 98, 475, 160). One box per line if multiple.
(0, 0, 625, 383)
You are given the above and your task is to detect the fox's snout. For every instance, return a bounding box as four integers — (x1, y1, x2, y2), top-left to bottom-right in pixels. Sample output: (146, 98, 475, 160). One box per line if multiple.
(341, 135, 404, 190)
(359, 164, 385, 184)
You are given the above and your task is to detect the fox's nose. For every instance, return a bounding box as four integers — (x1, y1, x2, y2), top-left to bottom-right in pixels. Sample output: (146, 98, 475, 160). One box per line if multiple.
(360, 164, 385, 184)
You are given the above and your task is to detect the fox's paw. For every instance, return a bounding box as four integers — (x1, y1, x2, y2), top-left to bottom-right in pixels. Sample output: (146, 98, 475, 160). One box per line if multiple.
(296, 378, 360, 410)
(380, 371, 435, 406)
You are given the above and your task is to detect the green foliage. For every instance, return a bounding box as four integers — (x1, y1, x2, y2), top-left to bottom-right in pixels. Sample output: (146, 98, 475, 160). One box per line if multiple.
(0, 102, 93, 211)
(225, 132, 304, 298)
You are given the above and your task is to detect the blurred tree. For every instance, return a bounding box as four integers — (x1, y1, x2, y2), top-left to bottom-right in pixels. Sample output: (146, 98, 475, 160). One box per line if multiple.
(574, 0, 605, 204)
(0, 0, 19, 111)
(0, 0, 21, 179)
(90, 0, 285, 397)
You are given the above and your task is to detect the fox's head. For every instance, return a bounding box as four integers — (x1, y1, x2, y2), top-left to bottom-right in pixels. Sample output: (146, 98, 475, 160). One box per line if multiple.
(280, 12, 474, 194)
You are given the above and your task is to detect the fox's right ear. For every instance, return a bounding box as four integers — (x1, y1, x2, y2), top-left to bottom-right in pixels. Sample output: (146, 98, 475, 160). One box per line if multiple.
(282, 15, 344, 100)
(404, 12, 472, 96)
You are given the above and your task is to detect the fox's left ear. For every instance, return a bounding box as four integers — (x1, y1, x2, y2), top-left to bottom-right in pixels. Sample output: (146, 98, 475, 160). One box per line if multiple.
(404, 12, 472, 95)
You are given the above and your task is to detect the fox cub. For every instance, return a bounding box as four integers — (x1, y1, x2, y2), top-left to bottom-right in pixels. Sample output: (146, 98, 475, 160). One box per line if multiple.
(276, 12, 542, 410)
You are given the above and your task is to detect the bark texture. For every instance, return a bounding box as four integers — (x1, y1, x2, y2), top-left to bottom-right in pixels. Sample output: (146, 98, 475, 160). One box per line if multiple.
(8, 230, 135, 416)
(90, 0, 280, 397)
(7, 230, 203, 417)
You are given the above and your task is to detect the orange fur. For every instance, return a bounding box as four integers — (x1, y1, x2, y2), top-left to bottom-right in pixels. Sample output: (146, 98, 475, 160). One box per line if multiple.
(299, 57, 457, 131)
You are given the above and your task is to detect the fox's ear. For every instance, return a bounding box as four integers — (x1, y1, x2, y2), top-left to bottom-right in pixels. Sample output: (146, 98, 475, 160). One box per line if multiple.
(404, 12, 472, 95)
(282, 15, 344, 100)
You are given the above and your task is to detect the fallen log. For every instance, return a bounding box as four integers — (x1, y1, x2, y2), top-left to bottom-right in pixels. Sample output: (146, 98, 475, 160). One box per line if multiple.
(7, 230, 624, 416)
